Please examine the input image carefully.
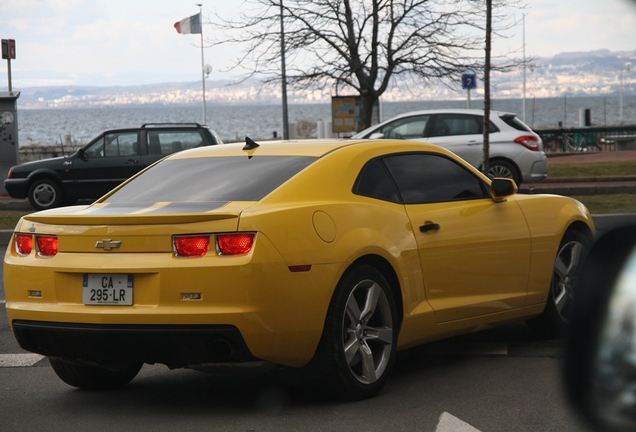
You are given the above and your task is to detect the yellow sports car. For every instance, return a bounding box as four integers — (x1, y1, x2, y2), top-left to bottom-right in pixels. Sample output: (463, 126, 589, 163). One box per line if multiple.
(4, 138, 594, 400)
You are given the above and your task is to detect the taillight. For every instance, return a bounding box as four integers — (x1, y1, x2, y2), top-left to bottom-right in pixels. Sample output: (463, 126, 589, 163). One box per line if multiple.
(15, 233, 33, 255)
(216, 233, 255, 256)
(15, 234, 58, 257)
(173, 235, 210, 257)
(36, 235, 58, 257)
(514, 135, 541, 151)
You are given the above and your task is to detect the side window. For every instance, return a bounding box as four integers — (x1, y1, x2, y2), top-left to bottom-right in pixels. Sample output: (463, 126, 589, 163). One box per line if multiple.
(500, 114, 528, 132)
(430, 114, 483, 137)
(377, 115, 430, 139)
(84, 133, 138, 157)
(383, 153, 489, 204)
(114, 133, 138, 156)
(147, 131, 204, 155)
(488, 120, 500, 133)
(353, 158, 400, 203)
(84, 137, 106, 157)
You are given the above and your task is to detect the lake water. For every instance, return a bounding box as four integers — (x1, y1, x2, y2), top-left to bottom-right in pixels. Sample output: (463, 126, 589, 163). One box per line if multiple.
(16, 95, 636, 146)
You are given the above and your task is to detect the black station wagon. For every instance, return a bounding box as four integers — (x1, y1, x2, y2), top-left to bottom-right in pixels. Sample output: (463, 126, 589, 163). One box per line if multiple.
(4, 123, 223, 210)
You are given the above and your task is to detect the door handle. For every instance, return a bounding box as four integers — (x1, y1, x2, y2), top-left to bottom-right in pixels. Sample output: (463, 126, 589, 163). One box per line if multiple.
(419, 222, 440, 233)
(126, 159, 139, 164)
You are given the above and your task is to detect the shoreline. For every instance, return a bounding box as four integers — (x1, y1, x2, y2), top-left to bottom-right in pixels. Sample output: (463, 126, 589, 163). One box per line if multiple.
(14, 97, 636, 149)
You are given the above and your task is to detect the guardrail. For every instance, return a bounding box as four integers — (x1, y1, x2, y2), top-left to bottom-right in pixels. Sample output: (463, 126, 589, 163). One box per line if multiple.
(534, 125, 636, 153)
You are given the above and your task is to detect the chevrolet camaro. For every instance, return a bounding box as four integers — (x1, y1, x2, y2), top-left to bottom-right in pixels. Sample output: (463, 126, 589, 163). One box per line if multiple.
(4, 138, 595, 400)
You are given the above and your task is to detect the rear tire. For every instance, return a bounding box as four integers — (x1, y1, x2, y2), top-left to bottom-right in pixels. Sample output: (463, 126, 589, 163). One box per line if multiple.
(488, 159, 521, 186)
(314, 264, 398, 400)
(49, 358, 142, 390)
(527, 229, 592, 338)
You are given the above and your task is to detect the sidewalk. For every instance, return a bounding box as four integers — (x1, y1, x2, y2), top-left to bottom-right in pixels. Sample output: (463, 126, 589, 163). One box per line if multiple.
(520, 177, 636, 195)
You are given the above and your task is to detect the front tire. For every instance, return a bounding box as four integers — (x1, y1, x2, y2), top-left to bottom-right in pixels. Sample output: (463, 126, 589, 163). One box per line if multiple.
(315, 264, 398, 400)
(28, 178, 63, 210)
(49, 358, 142, 390)
(527, 229, 592, 338)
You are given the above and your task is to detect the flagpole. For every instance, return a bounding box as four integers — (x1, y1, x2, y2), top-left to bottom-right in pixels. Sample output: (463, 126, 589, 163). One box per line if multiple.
(197, 4, 207, 125)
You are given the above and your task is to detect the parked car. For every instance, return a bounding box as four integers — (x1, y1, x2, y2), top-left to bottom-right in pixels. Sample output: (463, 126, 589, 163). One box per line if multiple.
(565, 224, 636, 431)
(4, 123, 223, 210)
(4, 138, 594, 400)
(352, 108, 547, 185)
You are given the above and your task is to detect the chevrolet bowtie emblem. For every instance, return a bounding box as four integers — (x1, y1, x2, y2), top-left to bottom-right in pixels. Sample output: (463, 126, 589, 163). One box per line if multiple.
(95, 239, 122, 251)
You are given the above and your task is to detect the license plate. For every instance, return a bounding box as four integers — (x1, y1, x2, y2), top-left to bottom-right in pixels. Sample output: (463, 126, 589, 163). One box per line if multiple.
(83, 274, 133, 305)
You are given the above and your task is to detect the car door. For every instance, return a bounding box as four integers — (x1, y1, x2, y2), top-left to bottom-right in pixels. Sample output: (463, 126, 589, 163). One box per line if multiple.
(382, 152, 531, 323)
(70, 131, 141, 198)
(423, 113, 485, 168)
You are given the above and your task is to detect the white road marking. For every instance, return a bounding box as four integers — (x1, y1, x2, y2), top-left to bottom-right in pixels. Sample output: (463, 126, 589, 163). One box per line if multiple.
(436, 412, 482, 432)
(0, 354, 44, 367)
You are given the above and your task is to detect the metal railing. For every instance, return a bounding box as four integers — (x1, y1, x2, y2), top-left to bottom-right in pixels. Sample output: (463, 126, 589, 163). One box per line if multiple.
(534, 126, 636, 153)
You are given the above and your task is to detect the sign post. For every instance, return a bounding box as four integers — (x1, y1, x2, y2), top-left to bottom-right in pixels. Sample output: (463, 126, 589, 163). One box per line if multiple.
(1, 39, 16, 92)
(331, 96, 359, 135)
(462, 73, 476, 109)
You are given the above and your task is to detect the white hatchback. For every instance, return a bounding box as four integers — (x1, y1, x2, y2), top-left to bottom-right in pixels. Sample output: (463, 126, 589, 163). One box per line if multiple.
(353, 108, 547, 185)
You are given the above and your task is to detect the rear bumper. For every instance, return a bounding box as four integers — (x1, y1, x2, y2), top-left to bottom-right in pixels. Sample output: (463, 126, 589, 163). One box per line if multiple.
(12, 320, 257, 368)
(523, 158, 548, 183)
(4, 244, 337, 367)
(518, 152, 548, 183)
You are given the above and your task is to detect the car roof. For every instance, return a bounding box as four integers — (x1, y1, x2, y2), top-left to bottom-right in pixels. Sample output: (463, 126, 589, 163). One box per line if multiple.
(167, 138, 455, 159)
(386, 108, 515, 118)
(351, 108, 520, 138)
(99, 123, 211, 135)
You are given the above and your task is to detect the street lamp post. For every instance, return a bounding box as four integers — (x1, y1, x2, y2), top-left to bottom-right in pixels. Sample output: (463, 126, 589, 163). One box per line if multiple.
(280, 1, 289, 140)
(522, 13, 526, 123)
(620, 62, 632, 125)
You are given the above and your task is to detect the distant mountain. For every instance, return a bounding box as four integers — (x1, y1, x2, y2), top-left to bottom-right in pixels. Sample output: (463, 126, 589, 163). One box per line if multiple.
(12, 49, 636, 109)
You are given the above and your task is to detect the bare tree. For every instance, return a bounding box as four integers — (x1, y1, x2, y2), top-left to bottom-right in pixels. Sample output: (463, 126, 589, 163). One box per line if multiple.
(212, 0, 525, 132)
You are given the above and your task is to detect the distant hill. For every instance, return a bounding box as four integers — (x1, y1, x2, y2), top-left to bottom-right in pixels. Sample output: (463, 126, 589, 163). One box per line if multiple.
(12, 49, 636, 109)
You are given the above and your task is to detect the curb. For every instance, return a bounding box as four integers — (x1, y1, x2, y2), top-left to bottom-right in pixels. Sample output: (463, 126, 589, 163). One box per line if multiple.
(543, 175, 636, 183)
(519, 183, 636, 196)
(0, 200, 32, 211)
(0, 230, 12, 246)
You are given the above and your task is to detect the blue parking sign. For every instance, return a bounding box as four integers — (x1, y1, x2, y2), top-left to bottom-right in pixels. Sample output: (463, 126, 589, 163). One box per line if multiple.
(462, 74, 476, 90)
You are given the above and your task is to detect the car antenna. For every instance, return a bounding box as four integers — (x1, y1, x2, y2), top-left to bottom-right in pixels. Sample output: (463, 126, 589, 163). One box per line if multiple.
(243, 137, 260, 151)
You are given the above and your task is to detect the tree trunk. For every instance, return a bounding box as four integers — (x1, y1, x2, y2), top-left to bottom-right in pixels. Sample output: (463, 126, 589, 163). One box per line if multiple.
(357, 94, 378, 132)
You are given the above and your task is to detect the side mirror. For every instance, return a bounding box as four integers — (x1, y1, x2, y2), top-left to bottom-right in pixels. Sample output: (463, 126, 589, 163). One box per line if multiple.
(77, 148, 87, 161)
(490, 178, 517, 202)
(369, 132, 385, 139)
(566, 225, 636, 431)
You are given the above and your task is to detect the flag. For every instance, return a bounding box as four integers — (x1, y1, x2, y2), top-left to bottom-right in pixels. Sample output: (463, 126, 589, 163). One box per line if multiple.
(174, 13, 201, 34)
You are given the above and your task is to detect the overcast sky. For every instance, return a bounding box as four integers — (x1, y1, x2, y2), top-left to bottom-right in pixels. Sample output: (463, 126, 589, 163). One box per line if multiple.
(1, 0, 635, 88)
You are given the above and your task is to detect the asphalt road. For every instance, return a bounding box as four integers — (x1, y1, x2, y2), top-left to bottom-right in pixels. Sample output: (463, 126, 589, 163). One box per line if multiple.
(2, 215, 635, 431)
(0, 304, 588, 432)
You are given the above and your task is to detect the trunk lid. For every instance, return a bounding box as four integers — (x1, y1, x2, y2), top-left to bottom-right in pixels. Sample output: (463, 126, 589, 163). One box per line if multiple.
(17, 201, 255, 254)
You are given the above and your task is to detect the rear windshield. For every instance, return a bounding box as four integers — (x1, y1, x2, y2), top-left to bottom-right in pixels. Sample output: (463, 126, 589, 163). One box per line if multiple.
(500, 114, 532, 132)
(103, 156, 316, 203)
